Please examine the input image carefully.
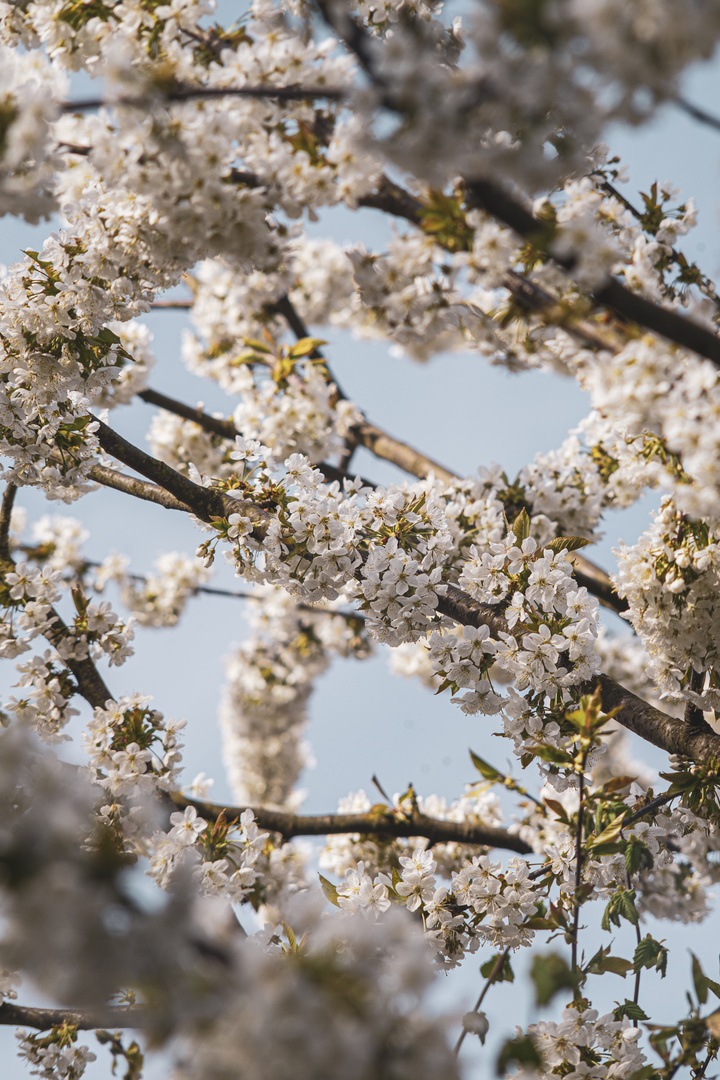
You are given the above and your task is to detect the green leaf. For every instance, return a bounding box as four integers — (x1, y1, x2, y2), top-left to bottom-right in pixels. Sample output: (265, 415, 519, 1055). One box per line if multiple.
(543, 797, 570, 824)
(585, 947, 634, 978)
(625, 837, 654, 876)
(691, 953, 720, 1003)
(613, 1001, 650, 1022)
(480, 952, 515, 983)
(288, 337, 326, 358)
(96, 327, 123, 345)
(602, 775, 638, 795)
(693, 952, 709, 1005)
(633, 935, 668, 977)
(587, 812, 628, 849)
(496, 1035, 542, 1076)
(318, 874, 340, 908)
(602, 887, 639, 930)
(283, 922, 298, 952)
(242, 337, 272, 353)
(512, 508, 531, 543)
(469, 750, 502, 782)
(530, 952, 578, 1006)
(528, 743, 573, 765)
(546, 536, 592, 553)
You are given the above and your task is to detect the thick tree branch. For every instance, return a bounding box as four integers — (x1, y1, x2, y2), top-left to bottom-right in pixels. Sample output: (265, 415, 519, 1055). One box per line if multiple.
(172, 792, 533, 853)
(0, 482, 17, 561)
(94, 419, 267, 528)
(88, 462, 201, 514)
(464, 178, 720, 365)
(42, 607, 114, 711)
(596, 674, 720, 761)
(0, 1001, 148, 1031)
(436, 581, 720, 764)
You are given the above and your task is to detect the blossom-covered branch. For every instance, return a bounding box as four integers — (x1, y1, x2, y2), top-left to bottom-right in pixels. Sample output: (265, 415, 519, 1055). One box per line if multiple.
(172, 793, 534, 854)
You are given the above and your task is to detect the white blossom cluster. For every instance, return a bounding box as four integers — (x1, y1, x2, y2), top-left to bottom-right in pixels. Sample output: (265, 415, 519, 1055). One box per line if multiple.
(95, 550, 211, 628)
(320, 786, 505, 881)
(221, 584, 371, 807)
(148, 804, 267, 901)
(433, 534, 600, 708)
(614, 497, 720, 709)
(84, 692, 185, 798)
(0, 45, 64, 223)
(16, 1031, 97, 1080)
(528, 1003, 648, 1080)
(335, 846, 541, 966)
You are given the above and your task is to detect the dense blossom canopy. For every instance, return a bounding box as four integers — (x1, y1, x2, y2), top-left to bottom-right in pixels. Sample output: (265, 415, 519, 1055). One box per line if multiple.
(1, 1, 720, 1078)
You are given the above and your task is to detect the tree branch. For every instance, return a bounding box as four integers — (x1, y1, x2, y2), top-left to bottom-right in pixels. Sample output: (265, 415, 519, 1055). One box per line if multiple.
(137, 387, 372, 488)
(94, 420, 267, 528)
(464, 178, 720, 366)
(675, 96, 720, 135)
(88, 462, 200, 514)
(0, 483, 17, 561)
(596, 674, 720, 761)
(435, 581, 720, 764)
(172, 792, 533, 853)
(62, 83, 345, 113)
(0, 1001, 148, 1031)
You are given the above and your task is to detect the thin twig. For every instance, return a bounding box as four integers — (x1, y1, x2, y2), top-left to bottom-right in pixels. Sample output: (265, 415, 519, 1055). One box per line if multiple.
(675, 96, 720, 134)
(453, 947, 511, 1057)
(137, 386, 374, 487)
(571, 768, 585, 978)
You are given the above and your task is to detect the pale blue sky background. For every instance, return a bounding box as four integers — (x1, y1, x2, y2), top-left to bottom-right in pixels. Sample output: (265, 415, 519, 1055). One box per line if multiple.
(2, 10, 720, 1078)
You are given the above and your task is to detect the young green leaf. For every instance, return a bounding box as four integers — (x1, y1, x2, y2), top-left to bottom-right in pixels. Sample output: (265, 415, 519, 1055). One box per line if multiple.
(512, 508, 531, 543)
(530, 952, 578, 1006)
(318, 874, 340, 908)
(633, 936, 668, 977)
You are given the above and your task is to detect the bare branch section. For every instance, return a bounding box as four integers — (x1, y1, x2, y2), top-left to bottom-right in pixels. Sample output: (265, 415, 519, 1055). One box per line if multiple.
(172, 793, 534, 854)
(88, 461, 201, 514)
(0, 1001, 148, 1031)
(596, 674, 720, 761)
(62, 82, 345, 112)
(0, 483, 17, 561)
(94, 419, 267, 529)
(675, 95, 720, 134)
